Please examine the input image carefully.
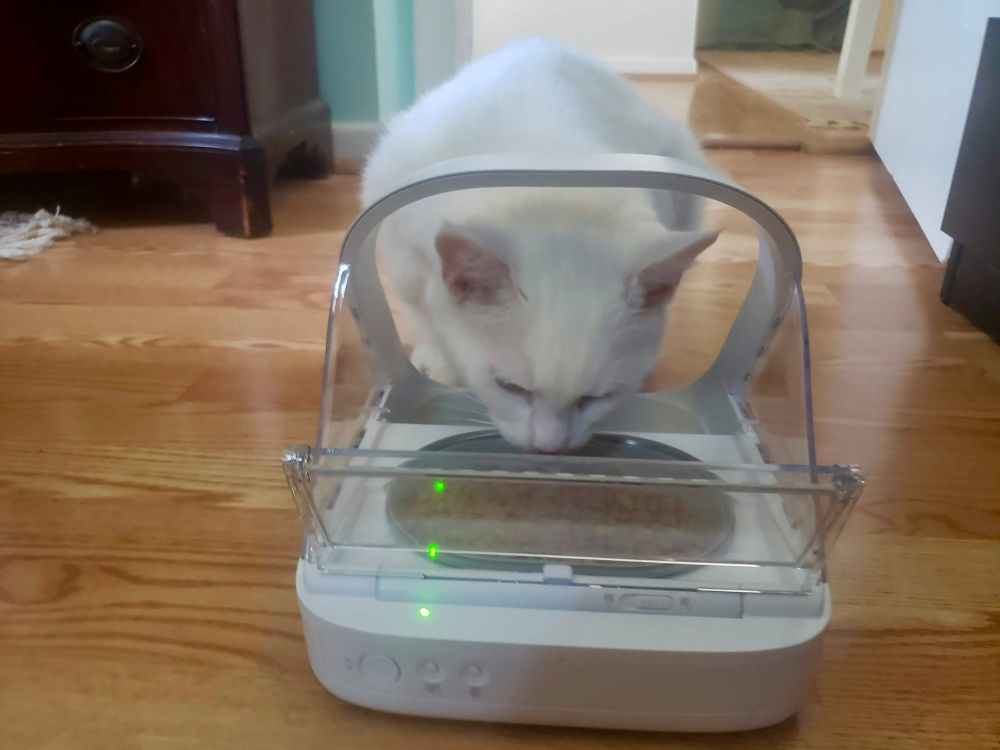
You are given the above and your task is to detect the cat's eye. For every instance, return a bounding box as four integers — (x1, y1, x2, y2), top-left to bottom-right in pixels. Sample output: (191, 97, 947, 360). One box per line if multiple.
(576, 392, 616, 410)
(495, 377, 532, 401)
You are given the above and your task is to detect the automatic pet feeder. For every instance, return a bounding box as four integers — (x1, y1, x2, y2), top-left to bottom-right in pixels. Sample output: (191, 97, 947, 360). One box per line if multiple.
(283, 154, 863, 732)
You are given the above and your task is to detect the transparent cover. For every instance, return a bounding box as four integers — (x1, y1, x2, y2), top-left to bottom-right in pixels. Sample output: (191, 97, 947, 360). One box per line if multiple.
(286, 156, 863, 597)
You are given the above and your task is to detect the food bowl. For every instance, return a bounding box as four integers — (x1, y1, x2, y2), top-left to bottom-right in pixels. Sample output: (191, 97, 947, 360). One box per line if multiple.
(386, 431, 734, 576)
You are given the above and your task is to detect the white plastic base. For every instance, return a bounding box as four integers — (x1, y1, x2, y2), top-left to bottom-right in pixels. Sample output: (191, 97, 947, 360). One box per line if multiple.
(297, 561, 831, 732)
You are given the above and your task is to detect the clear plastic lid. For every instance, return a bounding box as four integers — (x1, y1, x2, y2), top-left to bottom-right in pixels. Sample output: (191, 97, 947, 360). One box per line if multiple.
(285, 155, 863, 597)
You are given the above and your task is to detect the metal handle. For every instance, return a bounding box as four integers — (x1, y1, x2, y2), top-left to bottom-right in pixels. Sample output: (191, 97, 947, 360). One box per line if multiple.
(73, 17, 143, 73)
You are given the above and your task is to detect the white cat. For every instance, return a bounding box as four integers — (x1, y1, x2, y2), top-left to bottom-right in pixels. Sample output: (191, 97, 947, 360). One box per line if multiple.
(362, 38, 718, 453)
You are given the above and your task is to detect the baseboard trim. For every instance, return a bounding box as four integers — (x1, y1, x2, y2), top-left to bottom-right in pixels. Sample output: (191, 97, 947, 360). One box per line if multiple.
(603, 56, 698, 76)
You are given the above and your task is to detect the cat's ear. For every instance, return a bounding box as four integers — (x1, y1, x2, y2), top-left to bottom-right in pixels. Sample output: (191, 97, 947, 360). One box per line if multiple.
(434, 222, 512, 305)
(629, 229, 720, 309)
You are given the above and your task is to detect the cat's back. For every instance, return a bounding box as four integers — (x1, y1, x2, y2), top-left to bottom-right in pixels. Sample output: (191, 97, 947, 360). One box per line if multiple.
(362, 39, 701, 206)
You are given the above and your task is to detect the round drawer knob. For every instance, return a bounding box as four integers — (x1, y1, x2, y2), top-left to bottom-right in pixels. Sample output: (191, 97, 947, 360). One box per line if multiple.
(73, 17, 143, 73)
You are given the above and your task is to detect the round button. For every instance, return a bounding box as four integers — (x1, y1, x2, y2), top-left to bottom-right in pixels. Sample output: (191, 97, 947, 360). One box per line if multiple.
(419, 659, 446, 685)
(359, 653, 400, 688)
(462, 664, 488, 687)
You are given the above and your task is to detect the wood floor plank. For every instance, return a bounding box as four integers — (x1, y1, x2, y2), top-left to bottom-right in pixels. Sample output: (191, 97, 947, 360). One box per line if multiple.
(1, 147, 997, 749)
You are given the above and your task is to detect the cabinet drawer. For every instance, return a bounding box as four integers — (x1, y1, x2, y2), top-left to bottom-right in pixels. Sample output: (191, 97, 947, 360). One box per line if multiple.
(0, 0, 245, 133)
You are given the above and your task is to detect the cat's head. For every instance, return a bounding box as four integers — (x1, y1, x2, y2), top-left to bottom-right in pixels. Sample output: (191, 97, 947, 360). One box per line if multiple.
(428, 218, 718, 452)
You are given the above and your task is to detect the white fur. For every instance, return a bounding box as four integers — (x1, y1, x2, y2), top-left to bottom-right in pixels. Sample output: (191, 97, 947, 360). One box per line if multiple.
(362, 39, 716, 452)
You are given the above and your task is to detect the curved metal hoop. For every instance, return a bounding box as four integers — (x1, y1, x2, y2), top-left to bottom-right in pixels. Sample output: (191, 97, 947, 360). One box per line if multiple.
(332, 153, 804, 397)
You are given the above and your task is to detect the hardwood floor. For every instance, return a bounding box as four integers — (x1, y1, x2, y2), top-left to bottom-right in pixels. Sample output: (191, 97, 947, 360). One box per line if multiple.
(631, 64, 874, 154)
(1, 150, 997, 749)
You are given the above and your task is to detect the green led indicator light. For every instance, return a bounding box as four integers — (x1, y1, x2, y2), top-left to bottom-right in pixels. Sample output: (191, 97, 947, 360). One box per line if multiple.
(433, 480, 446, 494)
(427, 542, 439, 559)
(418, 606, 431, 619)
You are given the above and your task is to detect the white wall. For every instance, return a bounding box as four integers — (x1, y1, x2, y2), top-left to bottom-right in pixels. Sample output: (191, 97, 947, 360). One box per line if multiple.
(471, 0, 700, 75)
(872, 0, 1000, 261)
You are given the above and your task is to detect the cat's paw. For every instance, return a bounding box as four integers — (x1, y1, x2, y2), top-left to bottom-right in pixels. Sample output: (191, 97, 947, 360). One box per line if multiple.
(411, 343, 456, 384)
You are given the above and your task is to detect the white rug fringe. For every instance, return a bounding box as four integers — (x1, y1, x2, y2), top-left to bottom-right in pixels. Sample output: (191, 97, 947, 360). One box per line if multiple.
(0, 208, 96, 261)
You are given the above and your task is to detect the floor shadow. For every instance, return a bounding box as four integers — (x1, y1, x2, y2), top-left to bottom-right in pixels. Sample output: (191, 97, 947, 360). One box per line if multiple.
(0, 170, 211, 228)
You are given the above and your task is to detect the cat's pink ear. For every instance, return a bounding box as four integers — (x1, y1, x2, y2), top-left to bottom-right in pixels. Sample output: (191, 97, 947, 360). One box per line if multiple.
(629, 229, 720, 309)
(435, 223, 512, 305)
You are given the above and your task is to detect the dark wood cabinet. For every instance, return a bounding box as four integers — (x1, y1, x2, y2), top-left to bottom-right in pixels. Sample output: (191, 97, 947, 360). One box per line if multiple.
(0, 0, 332, 237)
(941, 18, 1000, 339)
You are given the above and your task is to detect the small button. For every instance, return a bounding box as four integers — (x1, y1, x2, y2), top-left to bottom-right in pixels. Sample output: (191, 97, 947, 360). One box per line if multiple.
(462, 664, 488, 687)
(419, 659, 446, 684)
(359, 653, 400, 688)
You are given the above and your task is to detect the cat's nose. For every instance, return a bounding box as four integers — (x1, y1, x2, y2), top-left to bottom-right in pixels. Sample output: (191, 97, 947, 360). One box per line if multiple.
(533, 445, 564, 455)
(529, 411, 573, 453)
(530, 430, 570, 454)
